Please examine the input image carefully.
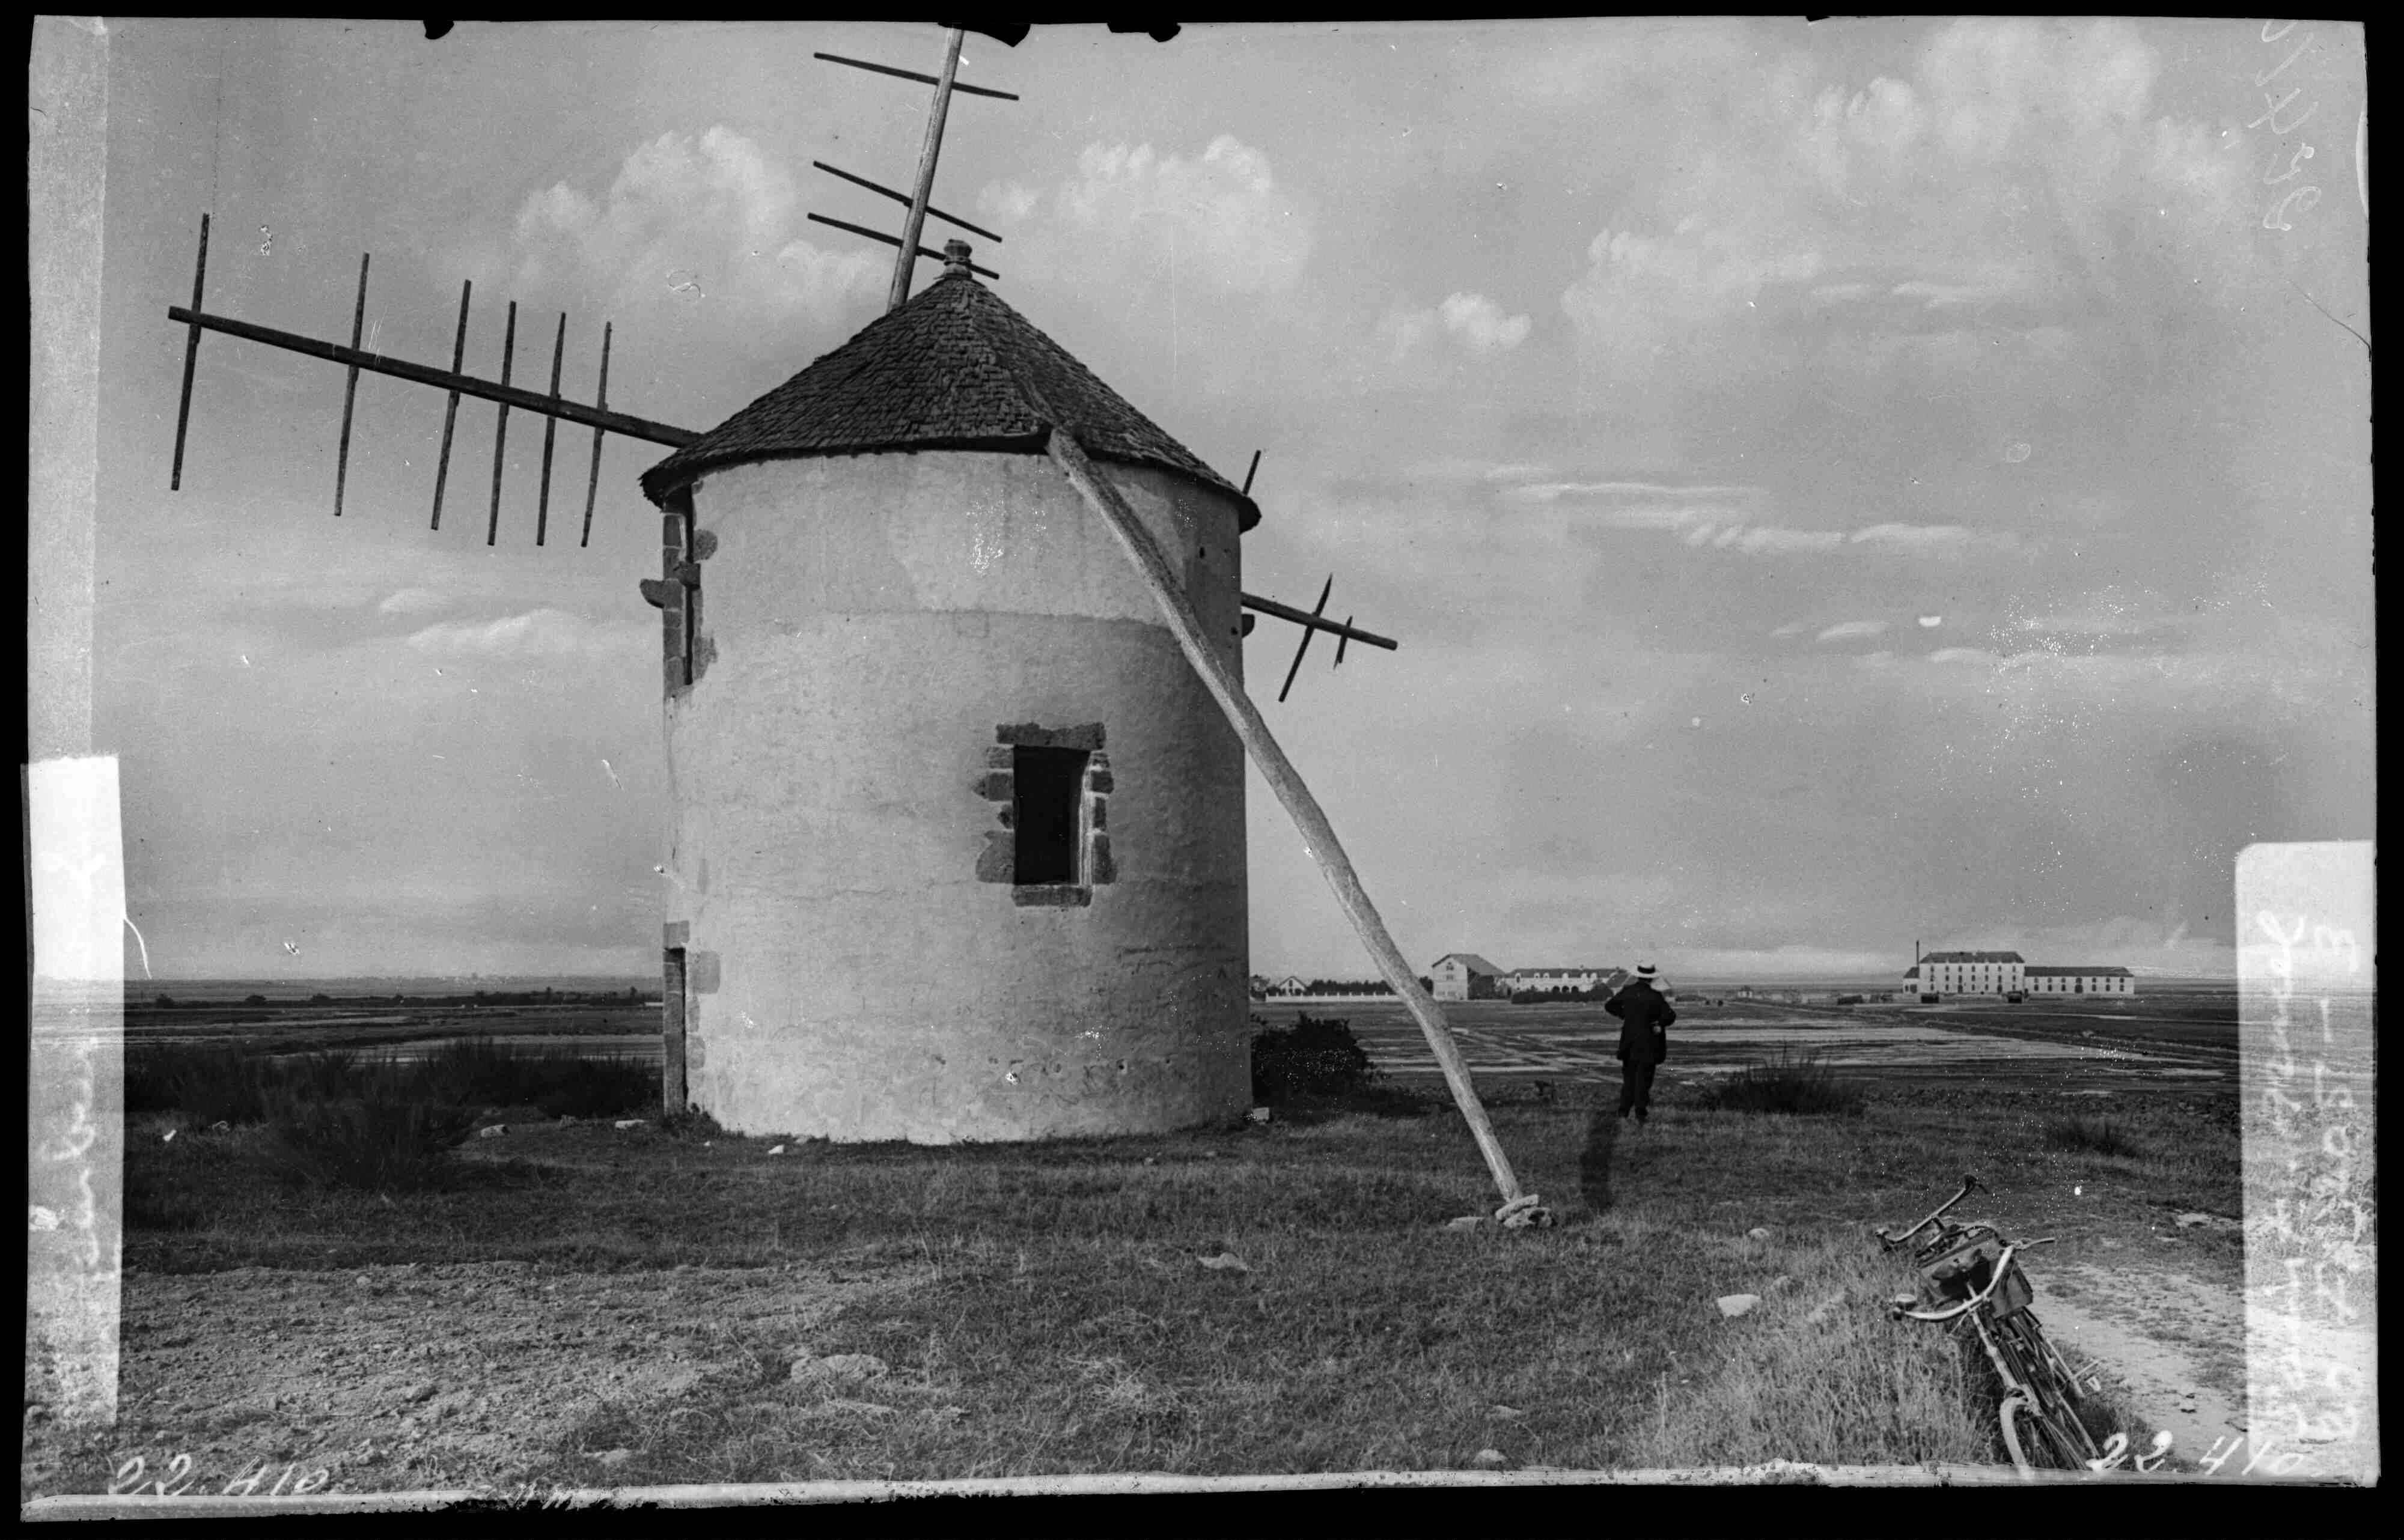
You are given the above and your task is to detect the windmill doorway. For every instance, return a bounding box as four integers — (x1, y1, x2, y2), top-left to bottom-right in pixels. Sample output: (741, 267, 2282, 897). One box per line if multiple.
(662, 946, 689, 1112)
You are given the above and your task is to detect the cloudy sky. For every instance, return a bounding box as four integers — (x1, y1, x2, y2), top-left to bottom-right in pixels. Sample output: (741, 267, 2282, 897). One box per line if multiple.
(81, 19, 2369, 982)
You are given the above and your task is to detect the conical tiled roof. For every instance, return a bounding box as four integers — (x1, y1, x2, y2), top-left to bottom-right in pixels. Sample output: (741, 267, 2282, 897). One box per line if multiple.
(638, 263, 1260, 529)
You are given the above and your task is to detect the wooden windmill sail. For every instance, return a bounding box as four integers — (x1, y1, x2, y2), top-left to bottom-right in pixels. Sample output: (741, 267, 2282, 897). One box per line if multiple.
(158, 22, 1546, 1225)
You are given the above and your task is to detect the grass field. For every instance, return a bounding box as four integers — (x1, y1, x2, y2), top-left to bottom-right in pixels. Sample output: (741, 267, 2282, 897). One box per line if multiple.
(61, 1043, 2241, 1492)
(120, 988, 661, 1055)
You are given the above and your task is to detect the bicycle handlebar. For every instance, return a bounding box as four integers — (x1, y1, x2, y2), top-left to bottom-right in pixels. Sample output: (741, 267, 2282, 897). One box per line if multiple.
(1875, 1173, 1984, 1250)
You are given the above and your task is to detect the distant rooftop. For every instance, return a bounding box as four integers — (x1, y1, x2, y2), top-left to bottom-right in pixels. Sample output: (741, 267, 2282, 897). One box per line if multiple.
(1921, 951, 2026, 964)
(2024, 965, 2134, 977)
(1432, 954, 1504, 976)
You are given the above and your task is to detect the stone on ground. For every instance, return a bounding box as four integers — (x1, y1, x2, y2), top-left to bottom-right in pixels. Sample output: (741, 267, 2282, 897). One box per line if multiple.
(792, 1352, 890, 1384)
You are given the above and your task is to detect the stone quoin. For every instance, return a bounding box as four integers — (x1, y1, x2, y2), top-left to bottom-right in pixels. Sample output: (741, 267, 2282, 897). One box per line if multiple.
(637, 241, 1257, 1142)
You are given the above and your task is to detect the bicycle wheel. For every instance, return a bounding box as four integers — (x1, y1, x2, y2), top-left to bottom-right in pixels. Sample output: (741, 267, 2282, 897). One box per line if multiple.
(1998, 1315, 2101, 1464)
(2003, 1389, 2096, 1472)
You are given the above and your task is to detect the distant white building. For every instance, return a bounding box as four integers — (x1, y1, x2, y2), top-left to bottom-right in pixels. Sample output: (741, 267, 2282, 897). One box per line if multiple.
(1911, 951, 2138, 999)
(2024, 966, 2135, 997)
(1920, 951, 2027, 996)
(1428, 954, 1507, 1001)
(1506, 965, 1621, 995)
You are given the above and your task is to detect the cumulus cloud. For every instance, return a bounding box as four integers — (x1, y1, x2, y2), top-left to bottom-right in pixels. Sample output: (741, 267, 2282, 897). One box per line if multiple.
(1558, 18, 2259, 362)
(1439, 293, 1531, 351)
(1561, 219, 1824, 350)
(1817, 619, 1889, 642)
(977, 135, 1312, 297)
(1379, 292, 1533, 361)
(477, 127, 885, 356)
(377, 588, 449, 616)
(404, 609, 642, 660)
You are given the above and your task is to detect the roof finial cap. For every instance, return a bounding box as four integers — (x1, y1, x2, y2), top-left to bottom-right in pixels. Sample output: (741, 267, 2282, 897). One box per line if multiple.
(943, 240, 973, 278)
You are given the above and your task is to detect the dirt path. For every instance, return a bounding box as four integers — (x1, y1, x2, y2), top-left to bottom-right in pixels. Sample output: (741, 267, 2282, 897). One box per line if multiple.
(25, 1258, 927, 1496)
(2025, 1252, 2248, 1467)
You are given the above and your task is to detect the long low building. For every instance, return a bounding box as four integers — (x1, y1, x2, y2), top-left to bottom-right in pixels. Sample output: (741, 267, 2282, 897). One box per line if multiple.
(1506, 966, 1625, 994)
(2023, 966, 2135, 996)
(1905, 951, 2137, 998)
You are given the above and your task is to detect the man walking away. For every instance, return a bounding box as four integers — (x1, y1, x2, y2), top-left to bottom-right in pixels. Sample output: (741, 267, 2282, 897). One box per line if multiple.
(1605, 963, 1676, 1122)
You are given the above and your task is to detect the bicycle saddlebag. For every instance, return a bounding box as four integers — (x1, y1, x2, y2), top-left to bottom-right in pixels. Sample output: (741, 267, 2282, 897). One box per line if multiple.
(1916, 1229, 2033, 1319)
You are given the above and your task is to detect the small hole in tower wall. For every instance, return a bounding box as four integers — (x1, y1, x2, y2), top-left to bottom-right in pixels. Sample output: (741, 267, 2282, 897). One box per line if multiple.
(1011, 746, 1089, 886)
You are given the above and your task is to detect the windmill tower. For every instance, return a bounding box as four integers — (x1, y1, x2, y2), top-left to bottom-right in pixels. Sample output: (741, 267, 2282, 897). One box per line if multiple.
(157, 22, 1548, 1217)
(635, 241, 1255, 1139)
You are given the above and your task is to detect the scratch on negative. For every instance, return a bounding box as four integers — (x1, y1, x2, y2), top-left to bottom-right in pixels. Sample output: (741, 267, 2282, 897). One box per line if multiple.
(2287, 278, 2372, 352)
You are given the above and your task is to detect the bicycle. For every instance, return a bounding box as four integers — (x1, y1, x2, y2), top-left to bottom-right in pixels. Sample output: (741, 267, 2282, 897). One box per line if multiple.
(1874, 1174, 2105, 1475)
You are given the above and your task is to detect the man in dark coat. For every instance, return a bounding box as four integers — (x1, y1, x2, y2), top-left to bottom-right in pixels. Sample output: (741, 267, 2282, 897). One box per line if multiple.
(1604, 963, 1676, 1122)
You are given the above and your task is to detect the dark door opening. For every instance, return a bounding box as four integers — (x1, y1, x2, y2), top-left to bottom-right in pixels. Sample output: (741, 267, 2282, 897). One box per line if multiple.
(662, 946, 689, 1112)
(1011, 746, 1089, 886)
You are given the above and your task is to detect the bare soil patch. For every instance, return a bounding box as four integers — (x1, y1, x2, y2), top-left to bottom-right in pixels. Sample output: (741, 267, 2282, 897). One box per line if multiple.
(2030, 1260, 2248, 1464)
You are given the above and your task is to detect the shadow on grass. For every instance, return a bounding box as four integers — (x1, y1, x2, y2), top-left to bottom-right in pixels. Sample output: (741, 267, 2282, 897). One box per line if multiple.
(2041, 1115, 2144, 1158)
(1693, 1051, 1865, 1117)
(1259, 1083, 1442, 1128)
(1578, 1100, 1621, 1214)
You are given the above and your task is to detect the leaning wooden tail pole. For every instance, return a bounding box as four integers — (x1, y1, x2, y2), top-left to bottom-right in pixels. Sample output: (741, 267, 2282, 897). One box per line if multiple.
(1048, 428, 1549, 1229)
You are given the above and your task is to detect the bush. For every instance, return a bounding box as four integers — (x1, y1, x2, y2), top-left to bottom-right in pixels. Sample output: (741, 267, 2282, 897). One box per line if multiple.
(130, 1038, 661, 1195)
(279, 1050, 365, 1102)
(1251, 1013, 1381, 1103)
(1695, 1049, 1863, 1116)
(658, 1106, 723, 1140)
(126, 1044, 278, 1126)
(527, 1055, 659, 1119)
(263, 1088, 479, 1192)
(399, 1038, 657, 1118)
(2042, 1115, 2143, 1158)
(129, 1039, 659, 1128)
